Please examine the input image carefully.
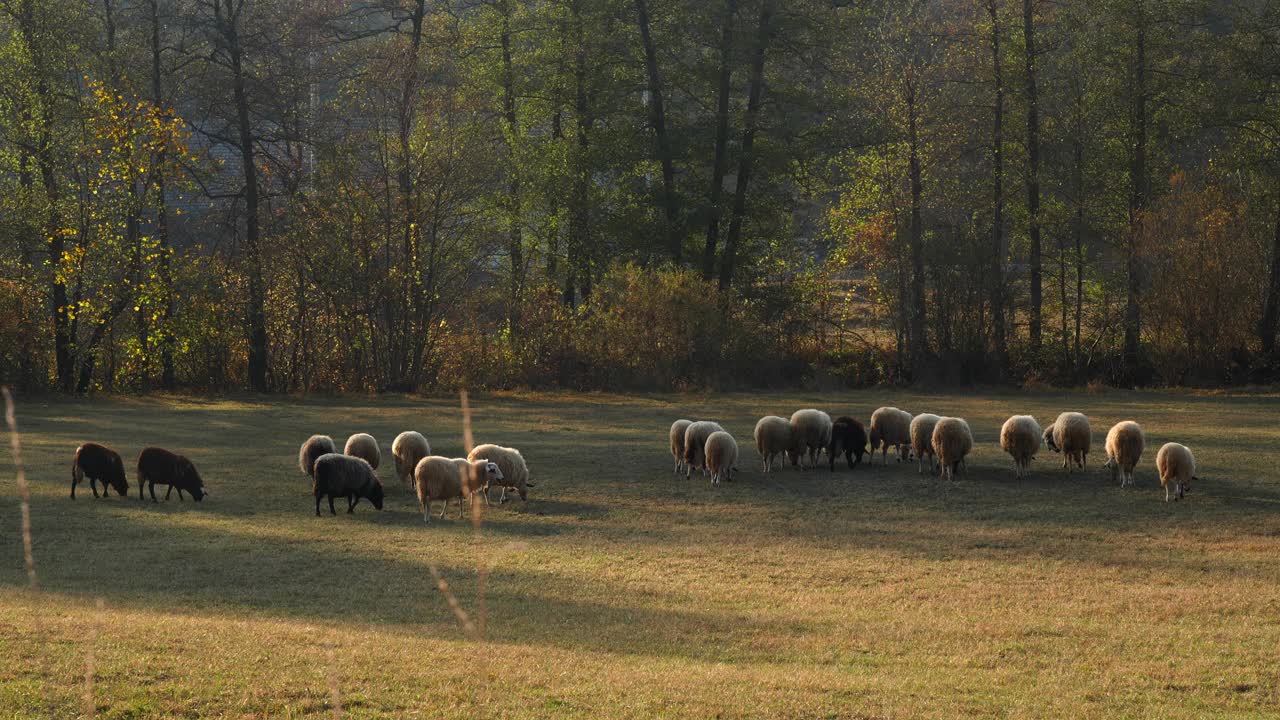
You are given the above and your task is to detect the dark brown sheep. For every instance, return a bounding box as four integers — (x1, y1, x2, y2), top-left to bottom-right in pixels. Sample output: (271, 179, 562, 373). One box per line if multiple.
(313, 453, 384, 516)
(136, 447, 207, 502)
(71, 443, 128, 499)
(828, 416, 868, 471)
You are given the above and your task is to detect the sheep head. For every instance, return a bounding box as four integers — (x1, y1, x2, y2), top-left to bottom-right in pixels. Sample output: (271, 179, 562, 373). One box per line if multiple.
(1043, 425, 1059, 452)
(108, 454, 129, 496)
(180, 458, 205, 500)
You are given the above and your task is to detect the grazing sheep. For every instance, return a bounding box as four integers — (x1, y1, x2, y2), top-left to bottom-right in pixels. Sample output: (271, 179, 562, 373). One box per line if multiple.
(415, 456, 504, 522)
(1156, 443, 1197, 502)
(754, 416, 792, 472)
(869, 407, 913, 464)
(298, 435, 336, 478)
(931, 417, 973, 482)
(789, 409, 833, 469)
(1104, 421, 1145, 488)
(136, 447, 207, 502)
(468, 444, 534, 503)
(827, 416, 868, 471)
(71, 442, 129, 499)
(392, 431, 431, 490)
(1000, 415, 1042, 480)
(705, 431, 739, 484)
(344, 433, 381, 470)
(312, 453, 384, 517)
(670, 419, 693, 474)
(683, 421, 724, 477)
(1044, 412, 1091, 472)
(909, 413, 942, 474)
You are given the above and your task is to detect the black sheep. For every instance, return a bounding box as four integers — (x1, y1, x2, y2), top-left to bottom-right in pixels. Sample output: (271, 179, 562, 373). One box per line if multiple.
(136, 447, 207, 502)
(828, 416, 869, 471)
(312, 453, 384, 516)
(71, 443, 128, 499)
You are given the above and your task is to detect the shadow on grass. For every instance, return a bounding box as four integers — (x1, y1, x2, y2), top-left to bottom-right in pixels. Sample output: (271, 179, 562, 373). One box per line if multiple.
(0, 501, 805, 665)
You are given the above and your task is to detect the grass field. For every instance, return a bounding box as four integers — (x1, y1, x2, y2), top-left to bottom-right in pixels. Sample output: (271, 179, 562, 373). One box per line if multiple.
(2, 390, 1279, 719)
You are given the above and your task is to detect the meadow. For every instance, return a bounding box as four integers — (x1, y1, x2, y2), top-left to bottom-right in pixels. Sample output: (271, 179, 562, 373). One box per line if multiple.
(1, 390, 1279, 719)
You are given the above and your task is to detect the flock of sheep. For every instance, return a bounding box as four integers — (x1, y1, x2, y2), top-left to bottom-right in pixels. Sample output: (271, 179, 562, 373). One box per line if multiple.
(66, 431, 535, 521)
(65, 404, 1199, 521)
(671, 408, 1199, 501)
(297, 432, 533, 521)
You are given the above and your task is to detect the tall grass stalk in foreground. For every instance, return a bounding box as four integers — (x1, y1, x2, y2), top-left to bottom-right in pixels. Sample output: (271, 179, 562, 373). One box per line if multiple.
(3, 387, 36, 588)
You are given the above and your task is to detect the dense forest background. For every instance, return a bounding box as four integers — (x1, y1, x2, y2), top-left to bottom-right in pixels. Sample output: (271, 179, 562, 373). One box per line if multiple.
(1, 0, 1278, 393)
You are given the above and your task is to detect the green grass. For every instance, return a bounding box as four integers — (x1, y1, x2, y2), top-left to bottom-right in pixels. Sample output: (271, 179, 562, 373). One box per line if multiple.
(2, 389, 1279, 718)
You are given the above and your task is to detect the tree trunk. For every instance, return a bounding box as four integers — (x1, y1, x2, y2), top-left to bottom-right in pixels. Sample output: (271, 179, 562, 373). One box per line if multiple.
(635, 0, 681, 264)
(701, 0, 737, 280)
(1124, 0, 1148, 374)
(150, 0, 175, 389)
(719, 0, 773, 291)
(500, 0, 524, 333)
(1259, 200, 1280, 355)
(568, 0, 593, 304)
(222, 1, 269, 392)
(988, 1, 1007, 374)
(18, 0, 75, 391)
(1073, 77, 1085, 377)
(907, 82, 927, 374)
(395, 0, 427, 385)
(1023, 0, 1043, 353)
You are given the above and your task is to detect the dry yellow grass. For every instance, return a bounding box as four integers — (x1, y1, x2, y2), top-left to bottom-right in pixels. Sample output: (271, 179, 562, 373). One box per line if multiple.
(1, 390, 1279, 718)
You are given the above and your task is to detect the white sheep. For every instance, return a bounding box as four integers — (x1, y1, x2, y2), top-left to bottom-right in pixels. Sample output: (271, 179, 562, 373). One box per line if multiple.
(1155, 442, 1197, 502)
(1044, 412, 1091, 473)
(467, 443, 534, 503)
(705, 431, 739, 484)
(669, 419, 693, 474)
(999, 415, 1042, 480)
(344, 433, 381, 470)
(414, 456, 504, 522)
(753, 416, 792, 472)
(1103, 421, 1145, 488)
(391, 431, 431, 490)
(931, 417, 973, 482)
(869, 407, 912, 464)
(298, 435, 336, 478)
(909, 413, 941, 474)
(788, 409, 832, 469)
(683, 421, 724, 477)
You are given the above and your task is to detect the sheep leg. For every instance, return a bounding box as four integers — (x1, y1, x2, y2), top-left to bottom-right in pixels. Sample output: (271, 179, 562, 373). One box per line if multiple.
(177, 488, 185, 501)
(348, 495, 358, 513)
(89, 477, 100, 498)
(165, 484, 173, 501)
(150, 482, 159, 503)
(440, 500, 448, 519)
(328, 496, 337, 516)
(315, 495, 322, 517)
(422, 500, 431, 523)
(499, 487, 508, 503)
